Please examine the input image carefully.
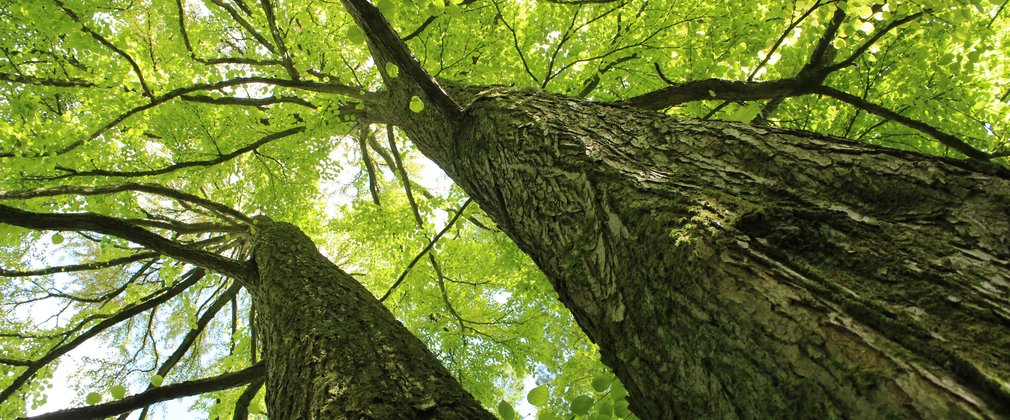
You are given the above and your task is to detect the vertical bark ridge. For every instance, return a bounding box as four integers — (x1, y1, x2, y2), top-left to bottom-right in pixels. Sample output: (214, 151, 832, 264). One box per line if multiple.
(403, 86, 1010, 418)
(250, 218, 492, 419)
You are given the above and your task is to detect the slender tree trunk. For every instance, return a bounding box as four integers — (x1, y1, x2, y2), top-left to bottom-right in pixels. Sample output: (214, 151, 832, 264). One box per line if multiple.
(249, 217, 492, 419)
(401, 86, 1010, 418)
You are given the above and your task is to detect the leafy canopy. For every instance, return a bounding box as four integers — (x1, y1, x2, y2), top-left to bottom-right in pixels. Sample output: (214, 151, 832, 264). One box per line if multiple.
(1, 0, 1008, 418)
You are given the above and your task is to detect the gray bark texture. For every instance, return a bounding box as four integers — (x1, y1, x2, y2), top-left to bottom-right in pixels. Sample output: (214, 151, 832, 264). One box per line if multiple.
(396, 86, 1010, 419)
(250, 218, 492, 419)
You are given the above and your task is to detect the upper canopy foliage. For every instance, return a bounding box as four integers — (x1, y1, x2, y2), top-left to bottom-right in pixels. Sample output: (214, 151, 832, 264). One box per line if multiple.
(0, 0, 1008, 418)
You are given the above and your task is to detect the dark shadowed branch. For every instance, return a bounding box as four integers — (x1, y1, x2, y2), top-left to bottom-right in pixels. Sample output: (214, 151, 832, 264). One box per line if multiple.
(617, 7, 994, 161)
(231, 378, 265, 420)
(0, 182, 251, 223)
(0, 72, 94, 87)
(0, 205, 249, 279)
(0, 252, 158, 277)
(340, 0, 463, 119)
(21, 362, 265, 420)
(380, 197, 472, 302)
(815, 86, 992, 160)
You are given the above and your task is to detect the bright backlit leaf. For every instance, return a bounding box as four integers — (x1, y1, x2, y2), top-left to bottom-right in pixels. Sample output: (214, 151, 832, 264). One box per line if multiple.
(527, 385, 549, 407)
(409, 96, 425, 113)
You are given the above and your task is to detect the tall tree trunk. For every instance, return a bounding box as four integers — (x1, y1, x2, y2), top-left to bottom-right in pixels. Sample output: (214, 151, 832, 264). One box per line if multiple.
(402, 87, 1010, 418)
(249, 217, 492, 419)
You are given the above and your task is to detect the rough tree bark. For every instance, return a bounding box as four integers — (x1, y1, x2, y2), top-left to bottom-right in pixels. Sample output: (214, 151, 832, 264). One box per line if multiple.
(395, 86, 1010, 418)
(249, 217, 491, 419)
(336, 1, 1009, 417)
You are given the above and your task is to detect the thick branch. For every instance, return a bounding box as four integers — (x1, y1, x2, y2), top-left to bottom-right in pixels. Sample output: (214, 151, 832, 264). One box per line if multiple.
(340, 0, 462, 120)
(231, 378, 264, 420)
(816, 86, 993, 160)
(181, 94, 316, 109)
(0, 183, 250, 224)
(0, 72, 94, 87)
(21, 363, 265, 420)
(619, 77, 818, 110)
(0, 205, 248, 279)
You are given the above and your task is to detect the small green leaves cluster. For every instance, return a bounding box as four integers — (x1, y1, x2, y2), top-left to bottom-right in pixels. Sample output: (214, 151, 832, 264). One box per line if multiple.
(497, 373, 636, 419)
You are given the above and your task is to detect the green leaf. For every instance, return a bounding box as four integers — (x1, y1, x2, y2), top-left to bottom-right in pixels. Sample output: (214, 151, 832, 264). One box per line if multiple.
(527, 384, 549, 407)
(377, 0, 397, 17)
(570, 395, 594, 415)
(614, 400, 631, 418)
(497, 400, 516, 420)
(409, 96, 425, 113)
(611, 382, 628, 399)
(386, 62, 399, 79)
(346, 26, 365, 44)
(150, 374, 164, 387)
(729, 103, 761, 123)
(51, 233, 64, 244)
(591, 374, 613, 392)
(110, 385, 126, 399)
(85, 392, 101, 405)
(597, 399, 613, 415)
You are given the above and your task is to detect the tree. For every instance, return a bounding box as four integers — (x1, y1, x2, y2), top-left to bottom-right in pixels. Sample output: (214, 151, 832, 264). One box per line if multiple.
(1, 0, 1008, 418)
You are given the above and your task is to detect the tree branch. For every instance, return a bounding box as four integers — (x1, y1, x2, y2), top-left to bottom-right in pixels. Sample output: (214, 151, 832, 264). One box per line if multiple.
(258, 0, 300, 80)
(0, 72, 94, 87)
(174, 0, 283, 67)
(129, 281, 243, 418)
(340, 0, 463, 120)
(181, 94, 316, 109)
(45, 77, 359, 156)
(619, 77, 818, 110)
(747, 0, 828, 81)
(0, 205, 249, 280)
(54, 0, 152, 97)
(0, 183, 251, 224)
(401, 0, 478, 42)
(380, 198, 472, 302)
(45, 126, 305, 180)
(815, 86, 992, 160)
(357, 127, 382, 205)
(206, 0, 277, 54)
(0, 252, 158, 278)
(822, 10, 926, 73)
(231, 377, 264, 420)
(21, 362, 265, 420)
(0, 268, 205, 405)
